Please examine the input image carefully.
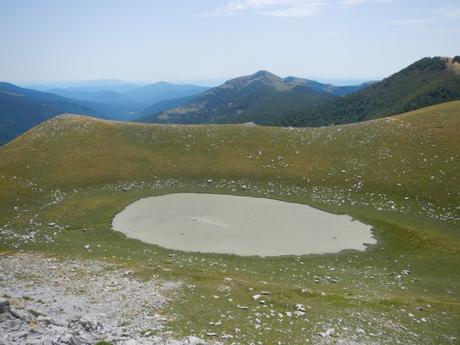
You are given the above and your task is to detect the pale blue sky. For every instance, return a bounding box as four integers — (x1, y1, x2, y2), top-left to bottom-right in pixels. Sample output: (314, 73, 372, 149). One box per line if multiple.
(0, 0, 459, 84)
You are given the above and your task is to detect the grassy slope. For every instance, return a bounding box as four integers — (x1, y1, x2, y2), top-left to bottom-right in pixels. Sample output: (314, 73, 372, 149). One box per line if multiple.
(0, 101, 459, 344)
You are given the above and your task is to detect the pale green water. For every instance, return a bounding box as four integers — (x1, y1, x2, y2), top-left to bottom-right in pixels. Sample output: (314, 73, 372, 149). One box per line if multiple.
(112, 193, 376, 256)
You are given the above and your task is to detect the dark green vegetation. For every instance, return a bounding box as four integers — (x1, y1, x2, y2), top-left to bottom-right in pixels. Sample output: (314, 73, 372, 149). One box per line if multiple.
(138, 57, 460, 128)
(280, 56, 460, 126)
(136, 95, 199, 118)
(138, 70, 353, 124)
(0, 82, 96, 145)
(0, 101, 459, 344)
(283, 76, 372, 96)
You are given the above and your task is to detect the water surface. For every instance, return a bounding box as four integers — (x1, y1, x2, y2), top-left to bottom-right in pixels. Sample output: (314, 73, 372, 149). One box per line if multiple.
(112, 193, 376, 256)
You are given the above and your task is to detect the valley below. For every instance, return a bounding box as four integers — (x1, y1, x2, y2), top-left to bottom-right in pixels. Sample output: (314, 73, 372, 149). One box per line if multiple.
(1, 102, 459, 345)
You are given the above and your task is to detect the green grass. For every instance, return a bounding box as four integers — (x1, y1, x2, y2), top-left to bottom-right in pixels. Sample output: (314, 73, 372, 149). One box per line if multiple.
(0, 101, 459, 344)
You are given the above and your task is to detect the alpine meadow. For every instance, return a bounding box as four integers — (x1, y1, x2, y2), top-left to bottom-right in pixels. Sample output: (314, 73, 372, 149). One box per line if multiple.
(0, 1, 459, 345)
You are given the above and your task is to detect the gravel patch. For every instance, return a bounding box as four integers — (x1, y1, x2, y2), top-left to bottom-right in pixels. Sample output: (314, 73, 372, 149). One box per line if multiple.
(0, 253, 213, 345)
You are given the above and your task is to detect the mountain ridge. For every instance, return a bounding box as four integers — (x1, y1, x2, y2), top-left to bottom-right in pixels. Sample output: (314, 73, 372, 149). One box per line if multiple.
(0, 82, 100, 145)
(138, 56, 460, 127)
(137, 70, 366, 124)
(0, 81, 212, 145)
(278, 56, 460, 126)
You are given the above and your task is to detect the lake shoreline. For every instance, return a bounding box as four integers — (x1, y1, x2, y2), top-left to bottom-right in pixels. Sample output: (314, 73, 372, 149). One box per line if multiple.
(112, 193, 376, 257)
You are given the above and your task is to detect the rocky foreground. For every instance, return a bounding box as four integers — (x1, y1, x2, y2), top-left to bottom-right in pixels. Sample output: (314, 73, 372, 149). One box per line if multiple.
(0, 253, 213, 345)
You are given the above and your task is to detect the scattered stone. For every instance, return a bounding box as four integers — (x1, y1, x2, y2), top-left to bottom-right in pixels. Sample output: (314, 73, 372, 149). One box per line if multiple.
(357, 328, 366, 336)
(187, 336, 208, 345)
(320, 328, 335, 338)
(295, 304, 306, 312)
(0, 254, 215, 345)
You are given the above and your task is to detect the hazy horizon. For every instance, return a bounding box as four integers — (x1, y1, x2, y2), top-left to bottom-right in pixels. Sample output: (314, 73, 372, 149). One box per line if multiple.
(1, 0, 459, 84)
(17, 75, 377, 88)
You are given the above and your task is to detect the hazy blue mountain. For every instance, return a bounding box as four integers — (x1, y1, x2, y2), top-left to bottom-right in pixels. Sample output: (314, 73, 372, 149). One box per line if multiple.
(123, 82, 209, 105)
(0, 82, 99, 145)
(28, 79, 139, 93)
(43, 82, 210, 121)
(47, 88, 133, 105)
(137, 96, 198, 119)
(41, 87, 143, 121)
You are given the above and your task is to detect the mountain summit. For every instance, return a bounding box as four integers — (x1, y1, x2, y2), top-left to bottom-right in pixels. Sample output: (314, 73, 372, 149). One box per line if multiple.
(138, 57, 460, 127)
(220, 70, 285, 90)
(138, 71, 366, 124)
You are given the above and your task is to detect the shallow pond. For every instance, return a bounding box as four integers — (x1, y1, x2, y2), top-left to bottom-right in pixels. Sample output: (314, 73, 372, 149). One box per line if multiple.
(112, 193, 376, 256)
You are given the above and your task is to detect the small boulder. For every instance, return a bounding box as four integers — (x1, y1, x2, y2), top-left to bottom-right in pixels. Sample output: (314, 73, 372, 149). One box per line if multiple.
(356, 328, 366, 336)
(0, 299, 10, 313)
(187, 336, 207, 344)
(70, 315, 102, 332)
(320, 328, 335, 338)
(123, 340, 138, 345)
(295, 304, 306, 312)
(57, 333, 86, 345)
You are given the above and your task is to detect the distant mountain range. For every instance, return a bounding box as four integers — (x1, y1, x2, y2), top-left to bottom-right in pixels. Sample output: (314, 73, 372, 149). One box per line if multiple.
(27, 79, 140, 93)
(0, 82, 97, 145)
(122, 82, 209, 105)
(138, 71, 369, 124)
(2, 56, 459, 146)
(46, 82, 210, 120)
(138, 57, 460, 126)
(0, 81, 210, 145)
(47, 82, 208, 107)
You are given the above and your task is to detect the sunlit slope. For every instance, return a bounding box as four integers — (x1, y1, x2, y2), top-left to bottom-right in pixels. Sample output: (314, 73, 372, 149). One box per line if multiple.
(1, 101, 459, 225)
(1, 101, 459, 345)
